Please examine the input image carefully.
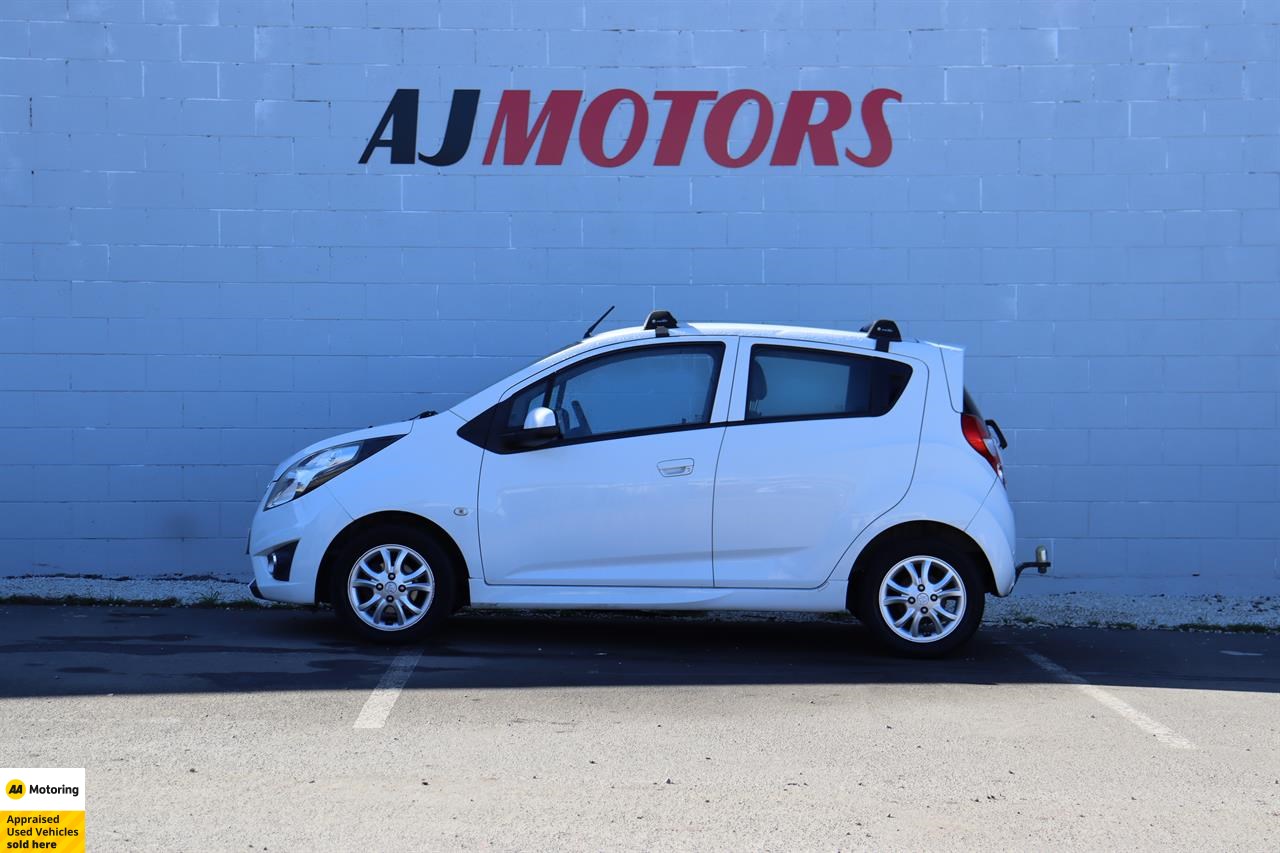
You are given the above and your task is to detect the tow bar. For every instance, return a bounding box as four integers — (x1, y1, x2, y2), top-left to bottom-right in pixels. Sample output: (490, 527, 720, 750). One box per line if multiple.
(1015, 545, 1052, 579)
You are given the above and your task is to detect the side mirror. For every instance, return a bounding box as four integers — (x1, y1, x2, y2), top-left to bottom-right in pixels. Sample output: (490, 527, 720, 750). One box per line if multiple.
(512, 406, 561, 448)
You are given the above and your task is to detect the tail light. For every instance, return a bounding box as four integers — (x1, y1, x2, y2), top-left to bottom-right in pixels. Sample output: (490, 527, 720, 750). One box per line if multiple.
(962, 413, 1004, 484)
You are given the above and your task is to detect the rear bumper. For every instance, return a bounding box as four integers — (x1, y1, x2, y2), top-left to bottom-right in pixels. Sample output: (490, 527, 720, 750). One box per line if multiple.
(965, 481, 1018, 596)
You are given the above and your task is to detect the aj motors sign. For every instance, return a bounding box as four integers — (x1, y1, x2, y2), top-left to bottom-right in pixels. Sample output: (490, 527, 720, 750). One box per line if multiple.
(360, 88, 902, 168)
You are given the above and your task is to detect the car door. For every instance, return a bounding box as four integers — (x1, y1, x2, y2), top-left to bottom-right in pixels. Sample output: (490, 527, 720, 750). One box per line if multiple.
(476, 338, 735, 587)
(712, 339, 926, 588)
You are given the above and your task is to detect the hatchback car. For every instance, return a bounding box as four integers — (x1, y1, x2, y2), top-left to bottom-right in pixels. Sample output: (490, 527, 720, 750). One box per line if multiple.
(248, 311, 1047, 656)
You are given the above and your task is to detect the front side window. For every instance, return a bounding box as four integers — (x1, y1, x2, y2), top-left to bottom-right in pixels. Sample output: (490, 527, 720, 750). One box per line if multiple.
(745, 345, 912, 422)
(507, 343, 724, 442)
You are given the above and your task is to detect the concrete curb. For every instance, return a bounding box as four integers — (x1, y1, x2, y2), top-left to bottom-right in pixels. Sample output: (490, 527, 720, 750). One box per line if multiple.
(1, 574, 1276, 632)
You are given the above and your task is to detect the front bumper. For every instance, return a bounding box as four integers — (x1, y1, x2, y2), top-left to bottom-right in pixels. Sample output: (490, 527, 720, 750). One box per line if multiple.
(248, 485, 352, 605)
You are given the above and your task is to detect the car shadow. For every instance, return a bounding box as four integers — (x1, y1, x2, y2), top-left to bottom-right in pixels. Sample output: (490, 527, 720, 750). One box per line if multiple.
(0, 604, 1275, 698)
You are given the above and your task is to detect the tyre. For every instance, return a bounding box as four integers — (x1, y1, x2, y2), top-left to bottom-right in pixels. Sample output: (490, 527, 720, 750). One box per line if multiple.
(854, 540, 985, 658)
(329, 525, 456, 644)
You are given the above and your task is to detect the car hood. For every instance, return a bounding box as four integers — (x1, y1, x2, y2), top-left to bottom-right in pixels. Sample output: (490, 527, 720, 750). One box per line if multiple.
(269, 420, 416, 481)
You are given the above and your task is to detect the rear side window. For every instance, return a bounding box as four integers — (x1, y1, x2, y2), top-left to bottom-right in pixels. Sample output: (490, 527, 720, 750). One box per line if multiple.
(745, 345, 912, 422)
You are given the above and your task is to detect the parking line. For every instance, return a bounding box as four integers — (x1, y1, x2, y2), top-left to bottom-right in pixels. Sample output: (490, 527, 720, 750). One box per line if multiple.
(1016, 646, 1195, 750)
(353, 650, 422, 729)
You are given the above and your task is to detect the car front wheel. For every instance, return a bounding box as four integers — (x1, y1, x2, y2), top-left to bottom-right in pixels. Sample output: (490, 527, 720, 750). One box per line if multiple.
(329, 525, 456, 643)
(855, 542, 985, 657)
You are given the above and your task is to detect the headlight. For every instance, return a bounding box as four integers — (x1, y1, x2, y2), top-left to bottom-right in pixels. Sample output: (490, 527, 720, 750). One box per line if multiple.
(264, 436, 401, 510)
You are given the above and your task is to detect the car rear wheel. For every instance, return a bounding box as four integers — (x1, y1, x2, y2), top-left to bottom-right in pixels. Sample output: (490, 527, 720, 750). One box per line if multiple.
(329, 525, 456, 644)
(855, 541, 985, 657)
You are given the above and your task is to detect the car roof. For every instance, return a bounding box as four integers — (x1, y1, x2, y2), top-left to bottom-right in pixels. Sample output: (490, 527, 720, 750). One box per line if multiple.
(564, 320, 950, 355)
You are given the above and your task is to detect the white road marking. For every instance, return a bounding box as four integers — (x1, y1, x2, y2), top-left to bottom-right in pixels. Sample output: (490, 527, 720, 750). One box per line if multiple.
(1016, 646, 1195, 750)
(1220, 650, 1261, 657)
(353, 650, 422, 729)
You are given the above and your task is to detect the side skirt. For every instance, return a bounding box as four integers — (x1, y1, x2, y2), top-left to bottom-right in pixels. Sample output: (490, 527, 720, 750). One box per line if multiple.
(467, 579, 849, 612)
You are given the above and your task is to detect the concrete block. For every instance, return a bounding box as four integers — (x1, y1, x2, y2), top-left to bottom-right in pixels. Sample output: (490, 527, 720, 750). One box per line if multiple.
(1055, 175, 1128, 211)
(220, 0, 291, 25)
(1204, 99, 1280, 135)
(1203, 247, 1280, 283)
(1242, 210, 1280, 246)
(1128, 247, 1203, 282)
(1094, 138, 1166, 174)
(1130, 100, 1204, 136)
(0, 58, 67, 95)
(1244, 60, 1280, 98)
(986, 28, 1056, 65)
(977, 102, 1049, 138)
(946, 66, 1020, 102)
(906, 175, 979, 211)
(1091, 212, 1164, 246)
(140, 59, 216, 96)
(329, 247, 401, 284)
(1020, 138, 1093, 174)
(1170, 62, 1244, 99)
(1093, 63, 1169, 100)
(983, 175, 1053, 211)
(180, 24, 252, 61)
(329, 26, 402, 63)
(143, 0, 216, 24)
(982, 248, 1053, 283)
(1018, 212, 1091, 247)
(1058, 27, 1131, 64)
(253, 26, 330, 63)
(29, 20, 108, 58)
(220, 136, 293, 172)
(875, 0, 945, 29)
(838, 29, 908, 66)
(944, 212, 1018, 247)
(1205, 173, 1280, 210)
(105, 22, 179, 59)
(68, 58, 142, 95)
(909, 248, 980, 283)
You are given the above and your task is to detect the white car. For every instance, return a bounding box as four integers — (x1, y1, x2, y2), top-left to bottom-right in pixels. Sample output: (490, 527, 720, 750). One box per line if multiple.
(248, 311, 1048, 656)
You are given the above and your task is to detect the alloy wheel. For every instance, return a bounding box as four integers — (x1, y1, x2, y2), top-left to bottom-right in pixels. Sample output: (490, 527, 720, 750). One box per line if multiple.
(346, 544, 436, 632)
(877, 555, 967, 643)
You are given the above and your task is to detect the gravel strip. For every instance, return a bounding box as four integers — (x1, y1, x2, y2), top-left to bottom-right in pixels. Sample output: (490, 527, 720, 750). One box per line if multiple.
(1, 574, 1276, 631)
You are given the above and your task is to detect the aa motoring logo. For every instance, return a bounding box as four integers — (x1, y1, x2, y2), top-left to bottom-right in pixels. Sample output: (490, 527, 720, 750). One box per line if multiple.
(5, 780, 21, 800)
(360, 88, 902, 168)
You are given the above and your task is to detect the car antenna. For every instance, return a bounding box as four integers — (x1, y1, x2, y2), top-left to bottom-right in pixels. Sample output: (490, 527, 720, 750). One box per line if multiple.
(583, 305, 615, 339)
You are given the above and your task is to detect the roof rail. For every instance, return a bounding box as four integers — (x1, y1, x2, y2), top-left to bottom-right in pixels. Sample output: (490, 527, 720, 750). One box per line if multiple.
(643, 309, 678, 337)
(860, 318, 902, 352)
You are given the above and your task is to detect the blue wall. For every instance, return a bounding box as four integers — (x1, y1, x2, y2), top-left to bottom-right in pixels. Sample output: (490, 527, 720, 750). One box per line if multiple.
(0, 0, 1277, 591)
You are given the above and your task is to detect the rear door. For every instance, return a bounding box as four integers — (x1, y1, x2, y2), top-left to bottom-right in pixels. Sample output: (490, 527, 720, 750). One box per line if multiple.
(712, 339, 926, 588)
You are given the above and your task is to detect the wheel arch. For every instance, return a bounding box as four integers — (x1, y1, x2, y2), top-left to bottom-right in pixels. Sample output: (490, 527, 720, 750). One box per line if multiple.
(316, 510, 471, 610)
(845, 520, 996, 613)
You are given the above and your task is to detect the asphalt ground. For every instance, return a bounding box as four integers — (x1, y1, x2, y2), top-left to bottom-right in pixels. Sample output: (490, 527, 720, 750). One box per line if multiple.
(1, 604, 1276, 851)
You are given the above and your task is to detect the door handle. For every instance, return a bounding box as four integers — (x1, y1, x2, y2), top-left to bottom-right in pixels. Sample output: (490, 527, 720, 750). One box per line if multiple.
(657, 458, 694, 477)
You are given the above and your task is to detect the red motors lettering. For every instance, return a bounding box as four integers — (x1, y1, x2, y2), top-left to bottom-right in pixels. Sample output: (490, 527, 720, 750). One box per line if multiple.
(360, 88, 902, 168)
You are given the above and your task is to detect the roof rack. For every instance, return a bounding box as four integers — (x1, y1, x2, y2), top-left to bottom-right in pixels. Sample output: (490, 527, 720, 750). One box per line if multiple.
(860, 318, 901, 352)
(643, 309, 678, 337)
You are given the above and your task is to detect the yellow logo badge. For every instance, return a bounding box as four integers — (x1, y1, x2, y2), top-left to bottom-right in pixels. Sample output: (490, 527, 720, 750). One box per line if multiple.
(5, 778, 24, 799)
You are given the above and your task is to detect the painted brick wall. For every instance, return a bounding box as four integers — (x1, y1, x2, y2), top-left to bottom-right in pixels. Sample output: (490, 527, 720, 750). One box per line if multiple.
(1, 0, 1277, 592)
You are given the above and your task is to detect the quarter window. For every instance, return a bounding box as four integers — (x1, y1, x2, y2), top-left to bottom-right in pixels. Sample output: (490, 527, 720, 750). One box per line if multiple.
(508, 343, 723, 442)
(745, 345, 912, 421)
